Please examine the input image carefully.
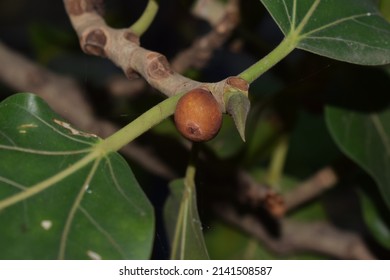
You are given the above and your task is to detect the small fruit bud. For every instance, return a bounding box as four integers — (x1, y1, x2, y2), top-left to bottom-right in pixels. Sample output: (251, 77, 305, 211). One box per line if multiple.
(174, 88, 222, 142)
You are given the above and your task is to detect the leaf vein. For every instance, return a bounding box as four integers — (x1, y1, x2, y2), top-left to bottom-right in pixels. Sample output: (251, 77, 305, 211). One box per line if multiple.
(106, 157, 145, 215)
(0, 176, 26, 190)
(79, 206, 127, 259)
(302, 36, 389, 51)
(0, 144, 91, 155)
(370, 114, 390, 157)
(58, 158, 101, 259)
(282, 0, 292, 26)
(352, 17, 390, 34)
(302, 13, 381, 38)
(12, 103, 94, 146)
(0, 131, 16, 146)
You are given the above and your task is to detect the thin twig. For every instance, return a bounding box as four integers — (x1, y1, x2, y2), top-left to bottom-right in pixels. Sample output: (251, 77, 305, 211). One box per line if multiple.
(284, 166, 338, 211)
(171, 0, 240, 73)
(105, 0, 240, 98)
(64, 0, 210, 102)
(217, 204, 375, 259)
(63, 0, 244, 110)
(237, 166, 338, 215)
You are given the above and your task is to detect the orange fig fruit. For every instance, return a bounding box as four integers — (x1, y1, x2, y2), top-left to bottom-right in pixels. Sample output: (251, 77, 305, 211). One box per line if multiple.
(174, 88, 222, 142)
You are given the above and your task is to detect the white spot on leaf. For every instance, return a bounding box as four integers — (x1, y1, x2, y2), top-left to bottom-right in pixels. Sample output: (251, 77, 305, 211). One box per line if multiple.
(18, 123, 38, 129)
(41, 220, 52, 230)
(53, 119, 98, 138)
(84, 184, 93, 194)
(87, 250, 102, 260)
(18, 123, 38, 134)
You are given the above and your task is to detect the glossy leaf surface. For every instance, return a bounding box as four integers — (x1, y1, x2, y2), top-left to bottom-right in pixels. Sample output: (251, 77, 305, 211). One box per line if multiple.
(260, 0, 390, 65)
(0, 93, 154, 259)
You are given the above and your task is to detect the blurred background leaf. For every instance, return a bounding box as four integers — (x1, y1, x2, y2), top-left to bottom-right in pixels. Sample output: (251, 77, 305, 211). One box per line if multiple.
(205, 221, 326, 260)
(1, 0, 390, 260)
(326, 106, 390, 210)
(164, 178, 209, 259)
(358, 188, 390, 249)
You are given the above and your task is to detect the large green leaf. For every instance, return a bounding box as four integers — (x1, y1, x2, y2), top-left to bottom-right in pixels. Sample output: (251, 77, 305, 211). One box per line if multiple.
(325, 106, 390, 209)
(164, 179, 209, 260)
(260, 0, 390, 65)
(0, 93, 154, 259)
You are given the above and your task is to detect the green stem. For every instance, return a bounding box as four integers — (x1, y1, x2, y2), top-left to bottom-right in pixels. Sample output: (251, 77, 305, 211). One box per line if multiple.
(170, 195, 185, 259)
(170, 144, 198, 260)
(267, 135, 289, 188)
(99, 93, 183, 153)
(58, 157, 101, 259)
(131, 0, 159, 36)
(238, 0, 321, 84)
(238, 33, 298, 84)
(184, 143, 198, 186)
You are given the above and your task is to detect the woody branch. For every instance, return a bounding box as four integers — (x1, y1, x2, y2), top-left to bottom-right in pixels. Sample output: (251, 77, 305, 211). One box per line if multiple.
(63, 0, 246, 111)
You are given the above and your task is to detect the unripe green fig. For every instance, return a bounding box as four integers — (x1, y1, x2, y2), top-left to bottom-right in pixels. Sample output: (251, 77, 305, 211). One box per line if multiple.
(174, 88, 222, 142)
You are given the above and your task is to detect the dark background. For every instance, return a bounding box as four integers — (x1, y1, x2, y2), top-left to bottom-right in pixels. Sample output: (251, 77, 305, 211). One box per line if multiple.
(1, 0, 389, 259)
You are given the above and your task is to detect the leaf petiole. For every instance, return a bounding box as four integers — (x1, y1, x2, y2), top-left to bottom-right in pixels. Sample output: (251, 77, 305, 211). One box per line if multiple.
(238, 33, 298, 83)
(0, 93, 184, 211)
(131, 0, 159, 36)
(238, 0, 322, 84)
